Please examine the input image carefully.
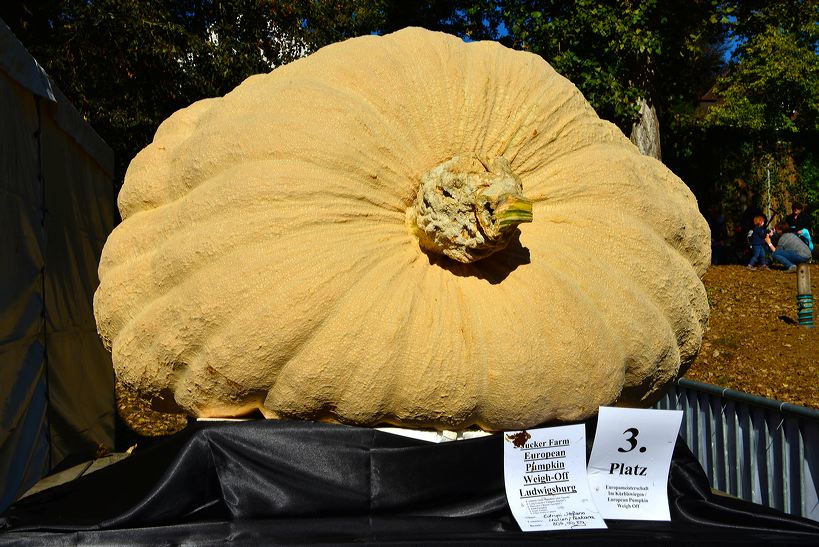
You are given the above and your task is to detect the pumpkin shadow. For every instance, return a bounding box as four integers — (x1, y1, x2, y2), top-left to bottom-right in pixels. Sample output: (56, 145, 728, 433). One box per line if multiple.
(424, 231, 531, 284)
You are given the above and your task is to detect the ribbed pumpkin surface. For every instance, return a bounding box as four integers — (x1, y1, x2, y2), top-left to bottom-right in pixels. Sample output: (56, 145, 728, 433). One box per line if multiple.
(94, 28, 710, 431)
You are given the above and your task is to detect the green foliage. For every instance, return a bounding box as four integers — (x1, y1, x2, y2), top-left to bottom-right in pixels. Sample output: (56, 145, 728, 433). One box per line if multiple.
(377, 0, 502, 39)
(799, 154, 819, 228)
(695, 1, 819, 234)
(2, 1, 504, 187)
(704, 27, 819, 134)
(3, 0, 320, 184)
(729, 0, 819, 49)
(498, 0, 726, 131)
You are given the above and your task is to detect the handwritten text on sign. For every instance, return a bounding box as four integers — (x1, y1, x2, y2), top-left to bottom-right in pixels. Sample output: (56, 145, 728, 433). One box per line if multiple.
(503, 424, 606, 531)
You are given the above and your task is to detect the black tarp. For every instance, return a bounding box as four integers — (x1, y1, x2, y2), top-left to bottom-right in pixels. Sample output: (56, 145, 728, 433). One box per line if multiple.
(2, 419, 819, 545)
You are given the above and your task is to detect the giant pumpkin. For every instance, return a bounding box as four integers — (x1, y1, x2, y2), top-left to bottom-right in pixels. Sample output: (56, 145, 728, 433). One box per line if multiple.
(94, 28, 710, 431)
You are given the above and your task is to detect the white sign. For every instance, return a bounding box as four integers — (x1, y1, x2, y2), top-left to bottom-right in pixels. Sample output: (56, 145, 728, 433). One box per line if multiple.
(587, 406, 682, 521)
(503, 424, 607, 531)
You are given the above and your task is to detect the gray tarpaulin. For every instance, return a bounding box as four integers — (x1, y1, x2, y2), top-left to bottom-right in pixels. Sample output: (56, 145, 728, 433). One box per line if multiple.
(0, 19, 115, 511)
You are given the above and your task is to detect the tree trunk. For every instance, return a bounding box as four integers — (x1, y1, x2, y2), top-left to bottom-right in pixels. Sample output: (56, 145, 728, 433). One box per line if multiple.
(629, 97, 662, 161)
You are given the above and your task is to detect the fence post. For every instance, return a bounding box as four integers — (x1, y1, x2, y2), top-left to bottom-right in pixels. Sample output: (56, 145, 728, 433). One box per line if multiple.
(796, 264, 814, 328)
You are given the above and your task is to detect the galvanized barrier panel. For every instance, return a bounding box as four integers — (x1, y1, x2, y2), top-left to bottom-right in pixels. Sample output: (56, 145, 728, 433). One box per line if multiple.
(655, 378, 819, 522)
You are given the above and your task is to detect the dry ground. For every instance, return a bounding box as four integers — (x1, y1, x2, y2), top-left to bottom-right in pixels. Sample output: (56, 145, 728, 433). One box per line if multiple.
(117, 264, 819, 438)
(683, 264, 819, 408)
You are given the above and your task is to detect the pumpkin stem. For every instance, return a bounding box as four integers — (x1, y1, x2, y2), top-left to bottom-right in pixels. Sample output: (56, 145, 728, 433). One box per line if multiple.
(407, 156, 533, 263)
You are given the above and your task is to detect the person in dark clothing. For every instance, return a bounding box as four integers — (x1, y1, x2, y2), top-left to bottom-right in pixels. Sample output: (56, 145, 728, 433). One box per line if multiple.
(785, 203, 811, 233)
(747, 215, 772, 270)
(706, 206, 730, 264)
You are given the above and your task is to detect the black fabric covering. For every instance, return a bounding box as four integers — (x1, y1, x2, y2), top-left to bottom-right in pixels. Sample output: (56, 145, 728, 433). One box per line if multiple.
(2, 419, 819, 545)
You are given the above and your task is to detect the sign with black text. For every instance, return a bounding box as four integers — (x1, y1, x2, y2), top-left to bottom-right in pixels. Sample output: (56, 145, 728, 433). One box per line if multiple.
(587, 407, 682, 520)
(503, 424, 607, 531)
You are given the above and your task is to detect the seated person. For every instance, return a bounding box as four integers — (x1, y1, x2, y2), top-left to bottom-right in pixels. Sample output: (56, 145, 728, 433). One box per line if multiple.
(770, 222, 812, 271)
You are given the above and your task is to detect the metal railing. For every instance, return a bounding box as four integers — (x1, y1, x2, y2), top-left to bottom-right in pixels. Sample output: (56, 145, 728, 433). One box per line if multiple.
(655, 378, 819, 522)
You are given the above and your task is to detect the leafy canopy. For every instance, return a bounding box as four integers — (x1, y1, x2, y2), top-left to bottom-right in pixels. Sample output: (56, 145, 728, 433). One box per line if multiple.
(697, 1, 819, 229)
(498, 0, 726, 131)
(705, 4, 819, 135)
(2, 1, 503, 184)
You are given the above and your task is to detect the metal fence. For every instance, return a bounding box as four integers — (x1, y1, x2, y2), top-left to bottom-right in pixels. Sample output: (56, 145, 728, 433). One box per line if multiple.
(655, 378, 819, 522)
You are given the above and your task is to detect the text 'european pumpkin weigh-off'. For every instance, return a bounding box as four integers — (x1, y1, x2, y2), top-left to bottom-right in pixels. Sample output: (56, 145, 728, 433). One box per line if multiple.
(94, 27, 710, 432)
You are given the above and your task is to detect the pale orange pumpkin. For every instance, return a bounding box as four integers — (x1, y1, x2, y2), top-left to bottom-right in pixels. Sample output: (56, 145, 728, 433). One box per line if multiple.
(94, 28, 710, 431)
